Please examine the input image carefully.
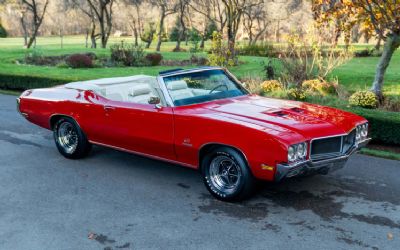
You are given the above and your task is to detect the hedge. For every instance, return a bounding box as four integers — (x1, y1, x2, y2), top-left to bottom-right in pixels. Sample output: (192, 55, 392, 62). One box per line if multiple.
(0, 73, 67, 90)
(0, 73, 399, 145)
(344, 107, 400, 146)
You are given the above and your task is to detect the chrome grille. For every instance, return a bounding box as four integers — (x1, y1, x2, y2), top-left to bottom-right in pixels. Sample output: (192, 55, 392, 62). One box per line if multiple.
(310, 130, 356, 162)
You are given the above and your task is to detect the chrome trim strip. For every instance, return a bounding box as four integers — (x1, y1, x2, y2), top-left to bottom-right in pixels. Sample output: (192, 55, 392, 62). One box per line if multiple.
(223, 68, 250, 94)
(16, 97, 29, 118)
(90, 140, 198, 169)
(159, 66, 223, 77)
(156, 75, 175, 107)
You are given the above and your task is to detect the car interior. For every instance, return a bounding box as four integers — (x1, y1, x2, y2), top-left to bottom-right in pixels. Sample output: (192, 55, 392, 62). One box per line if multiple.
(65, 75, 214, 106)
(65, 75, 166, 105)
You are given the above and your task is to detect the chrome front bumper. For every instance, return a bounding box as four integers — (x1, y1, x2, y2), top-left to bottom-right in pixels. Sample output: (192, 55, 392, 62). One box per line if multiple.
(275, 138, 371, 181)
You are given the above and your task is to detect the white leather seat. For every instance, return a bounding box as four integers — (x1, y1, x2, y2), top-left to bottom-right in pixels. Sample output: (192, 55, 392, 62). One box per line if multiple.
(128, 84, 154, 104)
(106, 93, 123, 101)
(167, 80, 194, 101)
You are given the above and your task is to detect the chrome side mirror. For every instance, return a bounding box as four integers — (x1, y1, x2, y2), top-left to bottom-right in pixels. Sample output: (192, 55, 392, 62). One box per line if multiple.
(148, 96, 162, 109)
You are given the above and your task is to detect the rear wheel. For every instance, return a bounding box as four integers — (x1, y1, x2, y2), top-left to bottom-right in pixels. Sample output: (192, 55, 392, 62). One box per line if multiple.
(53, 117, 91, 159)
(201, 147, 255, 201)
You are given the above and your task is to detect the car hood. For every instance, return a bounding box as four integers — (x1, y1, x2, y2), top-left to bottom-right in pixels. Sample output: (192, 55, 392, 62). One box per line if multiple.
(200, 95, 365, 141)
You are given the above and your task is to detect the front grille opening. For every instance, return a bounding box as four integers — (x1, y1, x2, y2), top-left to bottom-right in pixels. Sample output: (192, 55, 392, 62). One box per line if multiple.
(310, 129, 356, 162)
(311, 137, 341, 155)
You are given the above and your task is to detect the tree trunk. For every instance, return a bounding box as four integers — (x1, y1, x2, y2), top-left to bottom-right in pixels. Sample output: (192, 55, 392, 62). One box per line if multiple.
(91, 36, 97, 48)
(175, 9, 186, 52)
(227, 24, 236, 59)
(200, 37, 205, 49)
(26, 21, 38, 49)
(59, 28, 63, 49)
(248, 37, 253, 46)
(85, 29, 89, 48)
(156, 13, 165, 52)
(20, 16, 28, 47)
(26, 34, 36, 48)
(90, 21, 97, 48)
(370, 34, 400, 99)
(145, 40, 151, 48)
(351, 25, 360, 43)
(200, 19, 207, 49)
(101, 30, 107, 48)
(375, 35, 383, 51)
(175, 40, 182, 51)
(133, 21, 138, 46)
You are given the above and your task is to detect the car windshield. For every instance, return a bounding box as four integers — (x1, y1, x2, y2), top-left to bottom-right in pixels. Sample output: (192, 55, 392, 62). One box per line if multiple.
(162, 69, 248, 106)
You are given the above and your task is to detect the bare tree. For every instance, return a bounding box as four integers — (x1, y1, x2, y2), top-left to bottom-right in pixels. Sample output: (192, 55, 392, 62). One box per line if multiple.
(242, 2, 268, 45)
(150, 0, 177, 51)
(72, 0, 99, 48)
(124, 0, 142, 46)
(75, 0, 114, 48)
(221, 0, 262, 56)
(174, 0, 189, 51)
(89, 0, 114, 48)
(191, 0, 226, 33)
(17, 0, 49, 48)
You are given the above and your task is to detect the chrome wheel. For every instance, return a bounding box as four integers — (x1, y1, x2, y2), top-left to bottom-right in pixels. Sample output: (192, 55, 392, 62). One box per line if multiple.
(57, 121, 78, 154)
(209, 155, 242, 194)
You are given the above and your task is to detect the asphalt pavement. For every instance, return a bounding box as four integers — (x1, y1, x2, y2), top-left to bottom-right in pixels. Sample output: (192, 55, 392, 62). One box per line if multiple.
(0, 93, 399, 250)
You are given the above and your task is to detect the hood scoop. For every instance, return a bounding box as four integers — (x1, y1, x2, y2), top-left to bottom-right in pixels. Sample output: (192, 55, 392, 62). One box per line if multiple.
(270, 110, 288, 117)
(290, 107, 304, 113)
(267, 107, 305, 118)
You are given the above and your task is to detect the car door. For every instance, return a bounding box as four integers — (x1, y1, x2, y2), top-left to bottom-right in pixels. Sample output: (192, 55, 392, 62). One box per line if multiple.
(101, 100, 176, 160)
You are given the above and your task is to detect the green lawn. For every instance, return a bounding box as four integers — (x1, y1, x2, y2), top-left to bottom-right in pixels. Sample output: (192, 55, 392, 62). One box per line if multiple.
(332, 53, 400, 96)
(0, 35, 399, 95)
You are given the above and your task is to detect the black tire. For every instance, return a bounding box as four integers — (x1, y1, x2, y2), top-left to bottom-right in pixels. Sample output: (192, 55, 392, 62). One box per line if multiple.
(201, 147, 256, 201)
(53, 117, 92, 159)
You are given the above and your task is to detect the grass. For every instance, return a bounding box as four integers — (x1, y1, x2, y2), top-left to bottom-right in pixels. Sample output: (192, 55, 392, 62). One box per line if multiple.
(0, 36, 268, 80)
(0, 89, 21, 96)
(360, 148, 400, 161)
(332, 54, 400, 96)
(0, 35, 398, 94)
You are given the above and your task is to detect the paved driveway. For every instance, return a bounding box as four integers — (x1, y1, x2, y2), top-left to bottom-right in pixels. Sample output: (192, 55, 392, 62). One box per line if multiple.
(0, 93, 399, 250)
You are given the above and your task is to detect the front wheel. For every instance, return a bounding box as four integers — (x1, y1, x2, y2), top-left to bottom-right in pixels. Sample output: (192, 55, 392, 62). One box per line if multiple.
(53, 117, 92, 159)
(201, 147, 256, 201)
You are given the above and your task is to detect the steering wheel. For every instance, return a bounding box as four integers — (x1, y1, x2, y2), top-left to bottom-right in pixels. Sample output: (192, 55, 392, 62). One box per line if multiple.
(209, 84, 228, 94)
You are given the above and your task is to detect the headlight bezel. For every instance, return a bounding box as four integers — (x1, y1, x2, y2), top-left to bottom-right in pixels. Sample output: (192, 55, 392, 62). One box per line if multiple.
(287, 142, 308, 163)
(356, 122, 369, 143)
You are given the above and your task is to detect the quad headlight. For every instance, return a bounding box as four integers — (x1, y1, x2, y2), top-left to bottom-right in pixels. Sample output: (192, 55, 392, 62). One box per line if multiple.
(288, 142, 307, 163)
(356, 123, 368, 143)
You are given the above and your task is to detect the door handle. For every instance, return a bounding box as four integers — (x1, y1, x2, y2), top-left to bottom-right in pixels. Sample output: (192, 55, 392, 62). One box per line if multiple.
(104, 105, 116, 111)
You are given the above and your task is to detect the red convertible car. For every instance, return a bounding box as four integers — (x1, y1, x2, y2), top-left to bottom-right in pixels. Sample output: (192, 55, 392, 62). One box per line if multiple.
(17, 67, 370, 201)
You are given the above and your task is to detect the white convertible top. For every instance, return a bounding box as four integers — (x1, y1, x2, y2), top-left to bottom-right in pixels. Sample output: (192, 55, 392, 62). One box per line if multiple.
(64, 75, 160, 103)
(65, 75, 156, 90)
